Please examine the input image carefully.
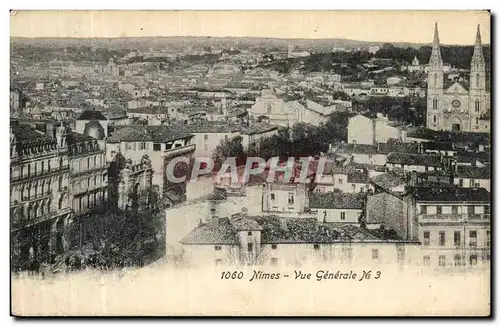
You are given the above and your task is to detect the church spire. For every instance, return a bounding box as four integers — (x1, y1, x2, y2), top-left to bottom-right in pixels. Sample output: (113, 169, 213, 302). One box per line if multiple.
(471, 24, 485, 64)
(429, 22, 443, 67)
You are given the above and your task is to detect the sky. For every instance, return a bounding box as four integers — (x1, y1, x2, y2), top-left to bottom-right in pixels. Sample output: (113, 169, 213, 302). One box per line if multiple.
(10, 10, 491, 45)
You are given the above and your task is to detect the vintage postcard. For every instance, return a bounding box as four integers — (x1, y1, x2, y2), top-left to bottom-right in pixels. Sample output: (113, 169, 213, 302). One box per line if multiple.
(10, 10, 491, 316)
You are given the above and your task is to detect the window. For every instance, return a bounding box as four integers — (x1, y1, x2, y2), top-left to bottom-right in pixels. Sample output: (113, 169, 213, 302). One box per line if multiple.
(203, 144, 208, 151)
(372, 249, 379, 260)
(338, 178, 343, 185)
(475, 117, 479, 125)
(454, 254, 462, 266)
(313, 244, 320, 250)
(87, 157, 90, 168)
(340, 212, 346, 221)
(433, 73, 437, 87)
(476, 74, 479, 88)
(486, 231, 490, 247)
(439, 231, 446, 246)
(474, 181, 480, 188)
(454, 231, 461, 247)
(271, 244, 277, 250)
(215, 259, 222, 266)
(439, 256, 446, 267)
(248, 232, 252, 236)
(270, 193, 275, 201)
(467, 206, 474, 214)
(423, 231, 430, 246)
(475, 100, 480, 112)
(288, 192, 294, 205)
(420, 205, 427, 214)
(451, 206, 458, 214)
(204, 134, 209, 141)
(433, 115, 437, 123)
(93, 156, 97, 167)
(267, 104, 272, 114)
(271, 258, 278, 266)
(436, 206, 442, 214)
(469, 255, 478, 266)
(153, 143, 161, 151)
(432, 98, 438, 110)
(423, 256, 431, 266)
(469, 231, 477, 247)
(247, 243, 253, 252)
(214, 246, 222, 251)
(459, 178, 464, 186)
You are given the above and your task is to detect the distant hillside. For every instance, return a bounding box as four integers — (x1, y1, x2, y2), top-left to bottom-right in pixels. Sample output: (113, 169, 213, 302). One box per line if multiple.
(10, 36, 441, 52)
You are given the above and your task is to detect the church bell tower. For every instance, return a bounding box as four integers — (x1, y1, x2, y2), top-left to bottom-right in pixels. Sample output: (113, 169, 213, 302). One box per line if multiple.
(426, 22, 444, 130)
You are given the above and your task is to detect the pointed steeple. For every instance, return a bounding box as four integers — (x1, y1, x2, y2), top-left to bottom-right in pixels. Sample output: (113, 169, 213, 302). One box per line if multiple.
(471, 24, 485, 64)
(429, 22, 443, 67)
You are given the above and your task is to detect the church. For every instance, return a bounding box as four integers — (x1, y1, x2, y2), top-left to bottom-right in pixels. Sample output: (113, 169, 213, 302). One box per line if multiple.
(426, 23, 490, 133)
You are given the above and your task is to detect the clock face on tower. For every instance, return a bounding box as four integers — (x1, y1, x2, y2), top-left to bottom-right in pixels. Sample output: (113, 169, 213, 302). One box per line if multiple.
(452, 99, 461, 108)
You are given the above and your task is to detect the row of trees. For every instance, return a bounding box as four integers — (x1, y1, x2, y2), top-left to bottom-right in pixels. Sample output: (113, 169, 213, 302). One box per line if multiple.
(375, 43, 491, 70)
(213, 111, 353, 166)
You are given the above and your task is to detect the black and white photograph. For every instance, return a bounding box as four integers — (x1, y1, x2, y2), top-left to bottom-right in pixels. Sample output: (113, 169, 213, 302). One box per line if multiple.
(9, 10, 491, 316)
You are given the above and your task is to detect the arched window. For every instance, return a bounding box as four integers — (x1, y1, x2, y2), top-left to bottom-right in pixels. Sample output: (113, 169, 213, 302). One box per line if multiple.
(432, 98, 438, 110)
(27, 164, 31, 177)
(433, 73, 437, 86)
(58, 196, 64, 210)
(34, 162, 37, 176)
(475, 100, 480, 112)
(476, 74, 480, 88)
(41, 161, 44, 174)
(94, 156, 97, 167)
(87, 157, 91, 169)
(267, 104, 272, 114)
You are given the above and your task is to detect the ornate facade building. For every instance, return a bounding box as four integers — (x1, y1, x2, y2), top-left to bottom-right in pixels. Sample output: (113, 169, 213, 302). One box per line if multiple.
(426, 23, 490, 132)
(10, 120, 72, 266)
(108, 153, 154, 210)
(67, 130, 108, 216)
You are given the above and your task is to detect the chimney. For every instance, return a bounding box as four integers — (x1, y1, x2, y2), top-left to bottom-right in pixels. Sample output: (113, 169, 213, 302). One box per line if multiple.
(210, 216, 220, 228)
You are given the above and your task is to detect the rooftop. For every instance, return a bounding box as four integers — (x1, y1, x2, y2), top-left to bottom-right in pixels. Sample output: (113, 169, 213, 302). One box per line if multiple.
(309, 192, 365, 210)
(76, 110, 107, 121)
(180, 214, 403, 246)
(107, 125, 193, 143)
(409, 186, 490, 202)
(386, 152, 442, 167)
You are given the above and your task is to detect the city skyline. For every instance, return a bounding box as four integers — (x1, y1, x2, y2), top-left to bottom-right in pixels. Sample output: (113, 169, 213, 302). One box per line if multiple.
(11, 10, 491, 45)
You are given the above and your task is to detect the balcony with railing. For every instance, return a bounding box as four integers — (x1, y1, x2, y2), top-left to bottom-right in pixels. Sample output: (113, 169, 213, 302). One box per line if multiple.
(164, 144, 196, 159)
(11, 165, 70, 183)
(418, 213, 490, 223)
(11, 207, 72, 231)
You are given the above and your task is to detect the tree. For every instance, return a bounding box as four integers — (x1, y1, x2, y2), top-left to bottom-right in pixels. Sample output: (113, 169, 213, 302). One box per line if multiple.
(213, 135, 245, 166)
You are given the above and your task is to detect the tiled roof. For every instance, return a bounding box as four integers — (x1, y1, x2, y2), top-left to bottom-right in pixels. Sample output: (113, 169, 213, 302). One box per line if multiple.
(11, 122, 53, 143)
(176, 122, 241, 134)
(76, 110, 107, 121)
(180, 221, 238, 245)
(180, 214, 404, 246)
(107, 125, 193, 143)
(66, 130, 95, 145)
(309, 192, 365, 210)
(455, 165, 490, 179)
(371, 172, 406, 190)
(347, 171, 370, 184)
(409, 186, 490, 202)
(387, 152, 442, 167)
(230, 214, 263, 231)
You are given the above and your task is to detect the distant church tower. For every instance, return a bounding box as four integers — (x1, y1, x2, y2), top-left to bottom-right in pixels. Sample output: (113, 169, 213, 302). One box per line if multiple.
(426, 23, 444, 130)
(469, 25, 487, 124)
(426, 23, 489, 132)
